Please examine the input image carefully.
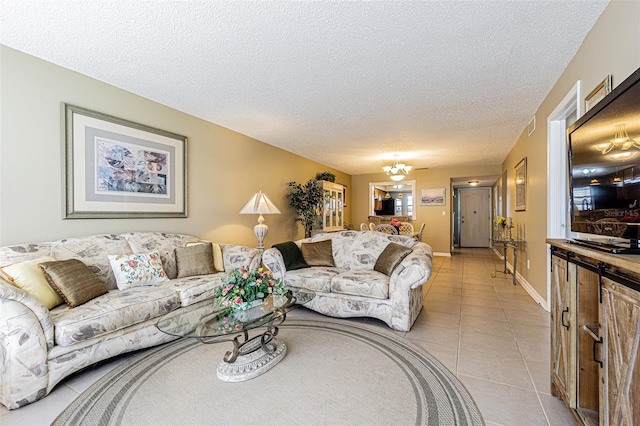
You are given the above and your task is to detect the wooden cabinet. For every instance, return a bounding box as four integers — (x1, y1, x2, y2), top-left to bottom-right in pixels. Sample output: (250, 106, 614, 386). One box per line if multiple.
(315, 181, 344, 233)
(551, 253, 577, 407)
(548, 241, 640, 426)
(601, 278, 640, 425)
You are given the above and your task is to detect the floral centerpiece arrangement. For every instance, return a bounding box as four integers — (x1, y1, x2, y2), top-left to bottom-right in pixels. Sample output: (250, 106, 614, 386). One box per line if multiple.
(494, 216, 513, 239)
(214, 266, 286, 312)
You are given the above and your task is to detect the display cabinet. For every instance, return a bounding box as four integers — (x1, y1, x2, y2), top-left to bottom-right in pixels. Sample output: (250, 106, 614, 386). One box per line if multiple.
(315, 181, 344, 233)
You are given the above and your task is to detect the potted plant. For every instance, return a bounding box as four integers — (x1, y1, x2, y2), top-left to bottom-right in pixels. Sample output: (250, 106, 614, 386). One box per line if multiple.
(287, 179, 324, 238)
(316, 171, 336, 182)
(214, 266, 285, 312)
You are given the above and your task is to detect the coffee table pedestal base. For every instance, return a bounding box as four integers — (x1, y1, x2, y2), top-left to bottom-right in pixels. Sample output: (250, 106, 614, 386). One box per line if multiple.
(216, 338, 287, 382)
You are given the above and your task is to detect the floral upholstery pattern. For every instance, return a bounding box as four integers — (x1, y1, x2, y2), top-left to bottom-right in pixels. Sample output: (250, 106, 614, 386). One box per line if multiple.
(263, 230, 432, 332)
(285, 267, 340, 292)
(0, 232, 260, 410)
(331, 270, 389, 299)
(124, 232, 200, 280)
(50, 235, 132, 290)
(158, 273, 225, 307)
(50, 287, 179, 347)
(219, 243, 261, 272)
(108, 251, 168, 289)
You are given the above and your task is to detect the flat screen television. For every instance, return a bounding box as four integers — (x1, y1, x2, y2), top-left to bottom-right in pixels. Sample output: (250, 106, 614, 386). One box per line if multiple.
(568, 67, 640, 253)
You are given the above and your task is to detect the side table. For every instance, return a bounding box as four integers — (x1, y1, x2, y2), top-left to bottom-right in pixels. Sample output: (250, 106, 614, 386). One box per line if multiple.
(491, 238, 525, 285)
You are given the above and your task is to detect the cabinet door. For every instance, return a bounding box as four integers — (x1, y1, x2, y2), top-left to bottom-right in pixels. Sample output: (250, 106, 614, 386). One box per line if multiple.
(601, 279, 640, 425)
(551, 255, 577, 407)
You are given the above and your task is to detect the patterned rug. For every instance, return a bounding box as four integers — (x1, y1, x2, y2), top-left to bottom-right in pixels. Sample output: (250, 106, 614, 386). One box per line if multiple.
(53, 318, 483, 426)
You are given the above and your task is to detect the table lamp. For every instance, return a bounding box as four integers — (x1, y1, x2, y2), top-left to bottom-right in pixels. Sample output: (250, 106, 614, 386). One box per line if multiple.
(239, 190, 281, 250)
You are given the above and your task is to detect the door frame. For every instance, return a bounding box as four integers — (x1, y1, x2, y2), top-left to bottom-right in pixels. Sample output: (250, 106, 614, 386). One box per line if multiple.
(546, 80, 581, 307)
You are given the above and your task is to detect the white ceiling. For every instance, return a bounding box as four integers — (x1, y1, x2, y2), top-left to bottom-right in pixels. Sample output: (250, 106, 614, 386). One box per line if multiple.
(0, 0, 609, 176)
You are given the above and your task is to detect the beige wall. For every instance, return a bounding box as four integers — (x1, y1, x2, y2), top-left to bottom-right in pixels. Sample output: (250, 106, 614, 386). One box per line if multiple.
(0, 46, 350, 247)
(352, 165, 501, 254)
(500, 0, 640, 303)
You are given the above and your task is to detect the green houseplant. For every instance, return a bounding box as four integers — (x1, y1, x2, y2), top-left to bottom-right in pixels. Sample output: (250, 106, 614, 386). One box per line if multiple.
(316, 171, 336, 182)
(287, 179, 323, 238)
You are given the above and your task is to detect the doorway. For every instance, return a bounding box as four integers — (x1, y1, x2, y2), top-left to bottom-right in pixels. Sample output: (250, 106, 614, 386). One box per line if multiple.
(458, 187, 491, 247)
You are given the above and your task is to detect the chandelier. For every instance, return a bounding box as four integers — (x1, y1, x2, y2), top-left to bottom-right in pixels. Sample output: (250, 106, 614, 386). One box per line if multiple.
(600, 124, 639, 154)
(382, 159, 412, 181)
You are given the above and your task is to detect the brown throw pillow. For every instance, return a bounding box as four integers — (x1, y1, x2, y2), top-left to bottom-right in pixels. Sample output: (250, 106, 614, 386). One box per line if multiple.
(39, 259, 108, 308)
(301, 239, 335, 267)
(374, 243, 413, 276)
(175, 243, 216, 278)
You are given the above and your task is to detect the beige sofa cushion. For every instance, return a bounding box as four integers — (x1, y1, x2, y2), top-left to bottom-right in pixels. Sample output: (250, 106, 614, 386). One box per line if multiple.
(331, 270, 389, 299)
(50, 287, 179, 346)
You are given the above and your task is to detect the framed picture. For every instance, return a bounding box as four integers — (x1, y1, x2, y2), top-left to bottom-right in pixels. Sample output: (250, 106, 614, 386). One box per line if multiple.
(64, 104, 188, 219)
(420, 188, 446, 206)
(341, 184, 348, 207)
(515, 158, 527, 211)
(585, 75, 612, 112)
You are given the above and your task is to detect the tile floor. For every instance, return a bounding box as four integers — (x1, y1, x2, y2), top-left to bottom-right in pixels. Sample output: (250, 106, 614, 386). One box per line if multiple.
(0, 248, 576, 425)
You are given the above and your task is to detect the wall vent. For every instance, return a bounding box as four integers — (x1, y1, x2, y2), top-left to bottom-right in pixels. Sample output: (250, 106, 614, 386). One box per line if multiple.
(528, 116, 536, 136)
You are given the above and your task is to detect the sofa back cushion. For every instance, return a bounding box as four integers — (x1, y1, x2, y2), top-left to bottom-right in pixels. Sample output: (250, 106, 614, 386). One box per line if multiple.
(0, 242, 52, 268)
(124, 232, 200, 279)
(309, 231, 417, 271)
(50, 234, 132, 290)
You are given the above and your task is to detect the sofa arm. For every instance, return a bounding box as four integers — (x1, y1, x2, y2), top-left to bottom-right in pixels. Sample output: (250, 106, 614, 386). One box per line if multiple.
(0, 278, 54, 350)
(0, 297, 50, 409)
(262, 248, 286, 281)
(218, 244, 262, 272)
(389, 242, 433, 295)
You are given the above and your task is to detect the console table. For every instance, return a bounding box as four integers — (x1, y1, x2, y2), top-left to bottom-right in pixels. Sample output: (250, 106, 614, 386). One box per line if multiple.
(491, 238, 525, 285)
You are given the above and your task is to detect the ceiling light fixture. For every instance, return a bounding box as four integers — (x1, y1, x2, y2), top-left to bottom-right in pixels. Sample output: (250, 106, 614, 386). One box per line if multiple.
(600, 124, 639, 154)
(468, 181, 479, 187)
(382, 158, 412, 181)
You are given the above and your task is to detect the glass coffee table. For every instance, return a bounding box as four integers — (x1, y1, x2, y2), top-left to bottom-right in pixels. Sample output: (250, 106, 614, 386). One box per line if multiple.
(156, 289, 314, 382)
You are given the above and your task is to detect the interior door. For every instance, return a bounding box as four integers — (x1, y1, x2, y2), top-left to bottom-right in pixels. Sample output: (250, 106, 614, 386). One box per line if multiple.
(459, 188, 490, 247)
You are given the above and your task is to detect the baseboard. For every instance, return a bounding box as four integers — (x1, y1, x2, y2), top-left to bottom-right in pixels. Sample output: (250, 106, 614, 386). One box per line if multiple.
(433, 252, 452, 257)
(491, 247, 549, 312)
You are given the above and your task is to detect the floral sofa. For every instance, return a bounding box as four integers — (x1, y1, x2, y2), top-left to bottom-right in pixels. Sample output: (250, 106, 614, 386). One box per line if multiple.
(0, 232, 260, 410)
(262, 230, 433, 332)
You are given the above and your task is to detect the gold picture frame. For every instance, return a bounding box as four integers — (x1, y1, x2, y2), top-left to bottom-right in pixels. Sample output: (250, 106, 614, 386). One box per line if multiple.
(585, 75, 612, 112)
(515, 158, 527, 212)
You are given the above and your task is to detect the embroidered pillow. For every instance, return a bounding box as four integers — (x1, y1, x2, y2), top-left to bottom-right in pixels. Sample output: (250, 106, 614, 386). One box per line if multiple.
(1, 256, 65, 309)
(108, 251, 169, 290)
(175, 243, 216, 278)
(38, 259, 108, 308)
(301, 239, 335, 267)
(374, 243, 412, 276)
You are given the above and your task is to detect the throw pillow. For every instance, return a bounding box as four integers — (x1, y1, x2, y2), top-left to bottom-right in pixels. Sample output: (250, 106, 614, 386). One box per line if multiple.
(273, 241, 309, 271)
(185, 241, 224, 272)
(108, 251, 169, 290)
(374, 243, 413, 276)
(301, 239, 335, 267)
(175, 243, 216, 278)
(38, 259, 108, 308)
(1, 256, 64, 309)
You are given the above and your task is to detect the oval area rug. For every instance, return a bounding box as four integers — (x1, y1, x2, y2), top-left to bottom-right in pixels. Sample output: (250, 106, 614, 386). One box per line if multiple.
(53, 318, 483, 426)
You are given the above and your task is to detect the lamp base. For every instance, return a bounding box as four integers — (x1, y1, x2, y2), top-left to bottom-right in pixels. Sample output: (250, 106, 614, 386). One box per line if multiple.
(254, 214, 268, 250)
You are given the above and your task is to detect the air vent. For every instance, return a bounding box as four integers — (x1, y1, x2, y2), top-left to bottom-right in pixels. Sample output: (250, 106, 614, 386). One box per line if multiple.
(528, 116, 536, 136)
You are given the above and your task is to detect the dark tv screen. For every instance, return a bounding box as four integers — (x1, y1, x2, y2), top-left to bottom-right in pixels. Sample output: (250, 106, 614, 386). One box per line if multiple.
(569, 67, 640, 242)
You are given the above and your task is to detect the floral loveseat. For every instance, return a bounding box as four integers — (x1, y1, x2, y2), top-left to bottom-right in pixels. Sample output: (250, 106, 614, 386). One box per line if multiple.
(0, 232, 260, 410)
(262, 230, 433, 332)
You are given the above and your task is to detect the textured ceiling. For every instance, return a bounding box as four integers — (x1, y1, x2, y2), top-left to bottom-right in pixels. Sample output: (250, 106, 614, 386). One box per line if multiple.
(0, 1, 609, 175)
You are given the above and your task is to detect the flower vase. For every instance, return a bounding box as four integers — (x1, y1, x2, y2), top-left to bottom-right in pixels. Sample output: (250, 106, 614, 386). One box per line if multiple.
(233, 299, 265, 321)
(505, 226, 512, 240)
